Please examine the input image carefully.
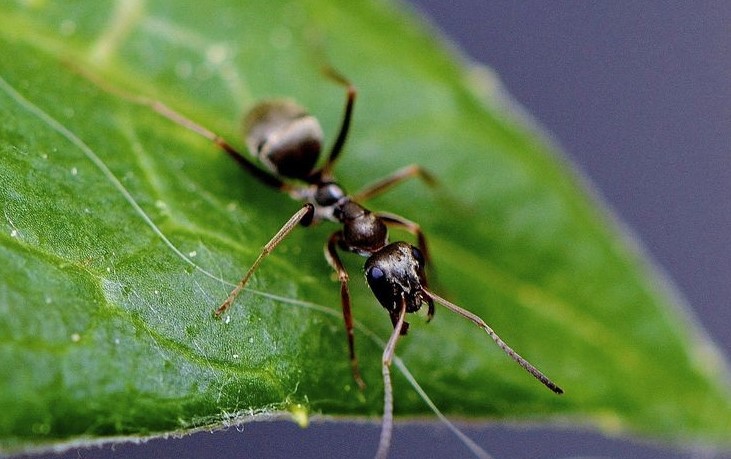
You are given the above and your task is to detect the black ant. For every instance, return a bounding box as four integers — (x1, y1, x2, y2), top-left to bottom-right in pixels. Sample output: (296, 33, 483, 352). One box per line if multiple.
(78, 66, 563, 459)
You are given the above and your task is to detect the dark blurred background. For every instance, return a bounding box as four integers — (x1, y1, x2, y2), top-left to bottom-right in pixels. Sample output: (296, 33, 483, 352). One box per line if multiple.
(36, 2, 730, 458)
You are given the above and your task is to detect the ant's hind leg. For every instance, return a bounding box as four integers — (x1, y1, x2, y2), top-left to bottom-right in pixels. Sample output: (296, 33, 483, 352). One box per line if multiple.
(68, 63, 286, 190)
(315, 67, 357, 179)
(325, 232, 367, 391)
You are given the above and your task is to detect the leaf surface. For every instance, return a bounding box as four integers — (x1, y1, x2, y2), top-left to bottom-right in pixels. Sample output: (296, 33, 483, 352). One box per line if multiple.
(0, 0, 729, 453)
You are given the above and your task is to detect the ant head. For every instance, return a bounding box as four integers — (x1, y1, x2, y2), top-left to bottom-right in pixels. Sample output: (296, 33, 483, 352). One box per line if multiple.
(243, 100, 323, 180)
(365, 241, 433, 331)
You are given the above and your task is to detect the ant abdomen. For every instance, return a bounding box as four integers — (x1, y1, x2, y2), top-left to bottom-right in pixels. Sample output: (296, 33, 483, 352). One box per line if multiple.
(243, 100, 324, 180)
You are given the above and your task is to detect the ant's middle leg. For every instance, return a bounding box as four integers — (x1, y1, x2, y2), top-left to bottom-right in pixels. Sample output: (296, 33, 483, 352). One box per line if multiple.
(352, 164, 437, 203)
(325, 231, 367, 391)
(215, 204, 314, 317)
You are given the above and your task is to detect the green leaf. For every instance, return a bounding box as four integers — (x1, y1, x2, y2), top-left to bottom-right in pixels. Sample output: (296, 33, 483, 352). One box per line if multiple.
(1, 0, 729, 454)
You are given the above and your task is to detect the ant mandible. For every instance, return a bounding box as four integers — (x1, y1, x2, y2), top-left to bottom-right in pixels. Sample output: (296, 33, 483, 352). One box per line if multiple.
(84, 66, 563, 458)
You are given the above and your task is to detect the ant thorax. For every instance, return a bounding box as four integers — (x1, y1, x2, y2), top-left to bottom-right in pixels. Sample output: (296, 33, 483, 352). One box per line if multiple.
(294, 181, 391, 257)
(335, 201, 389, 256)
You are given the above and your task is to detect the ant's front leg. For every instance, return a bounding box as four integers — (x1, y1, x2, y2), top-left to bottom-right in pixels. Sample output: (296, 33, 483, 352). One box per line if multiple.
(325, 231, 367, 391)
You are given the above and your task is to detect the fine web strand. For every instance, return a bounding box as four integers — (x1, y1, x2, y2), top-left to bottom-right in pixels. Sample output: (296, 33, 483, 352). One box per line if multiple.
(0, 74, 229, 288)
(255, 290, 494, 459)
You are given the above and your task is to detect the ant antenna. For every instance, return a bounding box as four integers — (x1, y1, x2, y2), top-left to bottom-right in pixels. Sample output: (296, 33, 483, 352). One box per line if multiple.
(423, 289, 563, 394)
(376, 298, 407, 459)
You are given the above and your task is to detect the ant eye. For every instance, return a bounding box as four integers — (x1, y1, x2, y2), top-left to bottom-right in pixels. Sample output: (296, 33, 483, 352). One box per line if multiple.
(367, 266, 385, 282)
(411, 246, 424, 266)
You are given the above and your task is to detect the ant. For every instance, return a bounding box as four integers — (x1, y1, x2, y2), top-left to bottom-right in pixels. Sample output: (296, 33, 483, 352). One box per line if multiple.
(79, 66, 563, 459)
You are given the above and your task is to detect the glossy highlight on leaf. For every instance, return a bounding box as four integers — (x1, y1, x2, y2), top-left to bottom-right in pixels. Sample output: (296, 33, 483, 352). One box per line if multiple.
(0, 0, 730, 454)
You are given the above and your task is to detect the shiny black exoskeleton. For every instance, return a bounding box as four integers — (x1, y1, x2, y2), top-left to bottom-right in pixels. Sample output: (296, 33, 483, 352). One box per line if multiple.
(365, 242, 434, 334)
